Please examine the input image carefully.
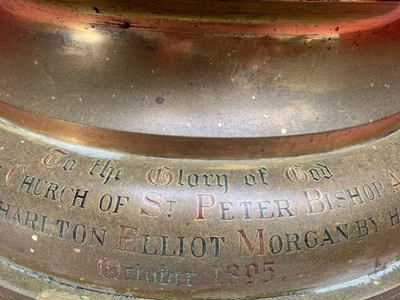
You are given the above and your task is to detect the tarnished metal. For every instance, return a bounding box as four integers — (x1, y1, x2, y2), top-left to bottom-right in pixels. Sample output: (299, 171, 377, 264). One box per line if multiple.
(1, 0, 400, 299)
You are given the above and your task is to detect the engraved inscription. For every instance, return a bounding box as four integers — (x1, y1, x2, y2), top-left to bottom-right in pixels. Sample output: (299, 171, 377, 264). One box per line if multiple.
(62, 159, 77, 172)
(116, 225, 225, 258)
(177, 169, 229, 193)
(303, 181, 383, 214)
(212, 261, 275, 285)
(195, 194, 294, 220)
(236, 216, 379, 255)
(285, 164, 308, 183)
(140, 192, 177, 218)
(388, 171, 400, 192)
(285, 163, 333, 184)
(95, 192, 178, 218)
(147, 167, 229, 193)
(147, 167, 174, 186)
(2, 114, 400, 296)
(98, 194, 129, 213)
(89, 159, 127, 184)
(0, 201, 106, 247)
(243, 168, 269, 187)
(40, 149, 78, 172)
(17, 174, 89, 208)
(6, 164, 27, 187)
(125, 264, 197, 286)
(42, 148, 69, 168)
(6, 165, 89, 208)
(98, 257, 121, 279)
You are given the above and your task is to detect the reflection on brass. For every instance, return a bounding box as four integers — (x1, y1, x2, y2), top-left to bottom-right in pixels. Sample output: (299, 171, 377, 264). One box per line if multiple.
(0, 1, 400, 299)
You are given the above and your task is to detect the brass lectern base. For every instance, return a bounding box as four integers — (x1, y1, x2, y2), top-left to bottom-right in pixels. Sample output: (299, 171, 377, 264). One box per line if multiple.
(1, 1, 400, 299)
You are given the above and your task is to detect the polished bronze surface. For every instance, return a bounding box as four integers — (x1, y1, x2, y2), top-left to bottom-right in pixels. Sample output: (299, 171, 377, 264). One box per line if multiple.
(1, 1, 400, 299)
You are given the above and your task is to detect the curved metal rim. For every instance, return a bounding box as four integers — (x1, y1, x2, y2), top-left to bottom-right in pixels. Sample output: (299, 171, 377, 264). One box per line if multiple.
(1, 101, 399, 159)
(3, 0, 400, 36)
